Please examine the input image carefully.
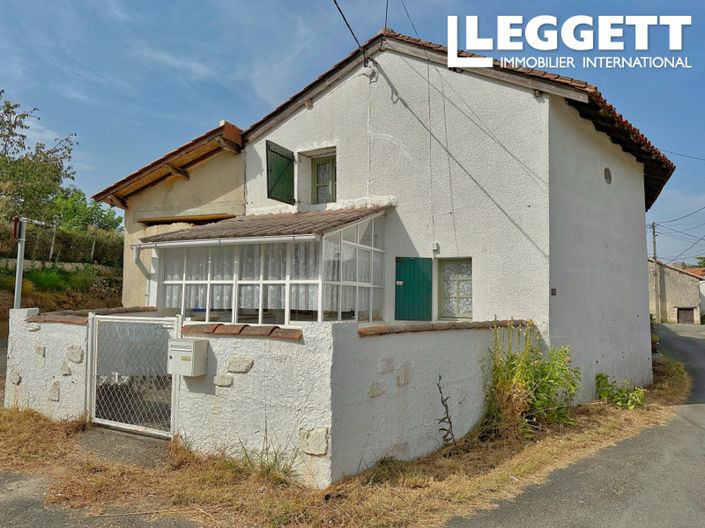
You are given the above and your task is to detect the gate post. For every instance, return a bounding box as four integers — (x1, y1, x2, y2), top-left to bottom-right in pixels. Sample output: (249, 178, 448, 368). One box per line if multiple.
(85, 312, 96, 420)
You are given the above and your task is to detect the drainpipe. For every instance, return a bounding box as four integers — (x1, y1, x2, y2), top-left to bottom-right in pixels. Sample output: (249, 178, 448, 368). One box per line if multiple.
(133, 246, 152, 279)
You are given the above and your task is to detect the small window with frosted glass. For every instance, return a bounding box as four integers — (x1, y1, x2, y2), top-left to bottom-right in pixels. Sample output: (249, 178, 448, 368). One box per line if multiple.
(438, 258, 472, 320)
(157, 214, 385, 325)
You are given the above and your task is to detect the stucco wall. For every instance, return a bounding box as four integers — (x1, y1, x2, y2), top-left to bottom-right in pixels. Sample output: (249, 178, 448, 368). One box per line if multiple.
(243, 50, 551, 329)
(548, 97, 652, 399)
(329, 324, 494, 482)
(647, 261, 701, 323)
(174, 323, 335, 488)
(4, 308, 88, 419)
(122, 151, 245, 306)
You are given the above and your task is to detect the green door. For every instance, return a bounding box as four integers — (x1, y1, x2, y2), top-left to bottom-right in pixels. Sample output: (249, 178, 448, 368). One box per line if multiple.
(395, 257, 432, 321)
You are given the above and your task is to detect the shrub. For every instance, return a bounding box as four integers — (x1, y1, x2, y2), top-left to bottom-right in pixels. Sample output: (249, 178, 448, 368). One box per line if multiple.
(595, 373, 646, 409)
(482, 320, 581, 439)
(25, 269, 67, 291)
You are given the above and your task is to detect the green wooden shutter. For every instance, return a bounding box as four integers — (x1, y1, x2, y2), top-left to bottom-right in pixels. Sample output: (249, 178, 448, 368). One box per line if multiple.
(395, 257, 432, 321)
(266, 140, 295, 205)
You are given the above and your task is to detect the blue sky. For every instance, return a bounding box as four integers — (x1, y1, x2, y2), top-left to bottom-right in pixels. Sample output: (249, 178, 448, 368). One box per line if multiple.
(0, 1, 703, 261)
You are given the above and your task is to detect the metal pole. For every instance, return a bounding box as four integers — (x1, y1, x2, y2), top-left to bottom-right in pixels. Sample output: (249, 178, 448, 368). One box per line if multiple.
(652, 222, 661, 323)
(13, 218, 26, 310)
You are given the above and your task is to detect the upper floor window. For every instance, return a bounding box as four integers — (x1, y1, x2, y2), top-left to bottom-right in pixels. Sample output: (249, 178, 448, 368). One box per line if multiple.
(312, 156, 336, 204)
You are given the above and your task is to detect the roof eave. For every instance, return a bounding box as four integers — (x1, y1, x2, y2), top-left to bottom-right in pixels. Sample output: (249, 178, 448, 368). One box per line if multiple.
(93, 121, 243, 208)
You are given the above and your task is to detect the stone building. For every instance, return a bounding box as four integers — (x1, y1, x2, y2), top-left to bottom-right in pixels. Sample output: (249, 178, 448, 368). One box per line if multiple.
(648, 258, 701, 324)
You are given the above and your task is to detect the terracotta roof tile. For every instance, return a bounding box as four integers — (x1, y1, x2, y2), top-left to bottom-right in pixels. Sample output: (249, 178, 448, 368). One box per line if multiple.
(141, 205, 390, 243)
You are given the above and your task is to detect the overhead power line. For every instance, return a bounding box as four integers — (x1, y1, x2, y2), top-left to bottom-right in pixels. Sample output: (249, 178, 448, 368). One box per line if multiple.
(332, 0, 367, 66)
(660, 148, 705, 161)
(667, 230, 705, 263)
(656, 203, 705, 224)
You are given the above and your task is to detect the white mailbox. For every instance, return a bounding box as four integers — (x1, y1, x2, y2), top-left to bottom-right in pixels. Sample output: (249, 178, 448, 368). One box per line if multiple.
(167, 339, 208, 377)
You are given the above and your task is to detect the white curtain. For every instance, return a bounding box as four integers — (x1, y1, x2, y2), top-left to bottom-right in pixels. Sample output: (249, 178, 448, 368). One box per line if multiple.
(290, 284, 318, 311)
(292, 242, 319, 280)
(239, 284, 259, 309)
(210, 285, 232, 310)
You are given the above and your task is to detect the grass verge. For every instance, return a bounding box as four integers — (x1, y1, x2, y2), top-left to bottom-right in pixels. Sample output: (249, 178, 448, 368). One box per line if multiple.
(0, 356, 689, 528)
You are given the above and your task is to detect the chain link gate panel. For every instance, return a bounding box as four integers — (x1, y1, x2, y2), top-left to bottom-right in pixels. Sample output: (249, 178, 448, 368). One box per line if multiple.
(90, 316, 179, 437)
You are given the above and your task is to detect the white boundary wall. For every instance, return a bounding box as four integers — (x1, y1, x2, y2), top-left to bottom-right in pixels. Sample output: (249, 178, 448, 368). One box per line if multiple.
(330, 324, 493, 481)
(5, 311, 498, 488)
(4, 308, 88, 419)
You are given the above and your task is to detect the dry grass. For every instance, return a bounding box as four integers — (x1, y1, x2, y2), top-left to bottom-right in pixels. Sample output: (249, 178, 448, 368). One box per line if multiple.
(0, 356, 689, 528)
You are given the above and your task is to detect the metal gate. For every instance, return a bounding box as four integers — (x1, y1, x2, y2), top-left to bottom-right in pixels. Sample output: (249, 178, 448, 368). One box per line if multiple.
(88, 315, 180, 438)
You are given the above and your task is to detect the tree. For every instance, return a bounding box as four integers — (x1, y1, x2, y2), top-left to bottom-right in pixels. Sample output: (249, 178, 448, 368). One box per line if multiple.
(53, 187, 123, 232)
(0, 90, 76, 223)
(689, 257, 705, 268)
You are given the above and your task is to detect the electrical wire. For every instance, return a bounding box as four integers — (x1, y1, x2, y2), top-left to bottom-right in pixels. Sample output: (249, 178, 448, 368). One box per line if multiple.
(667, 230, 705, 263)
(399, 0, 420, 38)
(660, 149, 705, 161)
(332, 0, 367, 66)
(655, 203, 705, 224)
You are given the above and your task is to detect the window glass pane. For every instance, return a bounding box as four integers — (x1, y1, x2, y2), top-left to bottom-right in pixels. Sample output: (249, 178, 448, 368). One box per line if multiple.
(237, 284, 259, 323)
(323, 283, 339, 321)
(440, 259, 472, 319)
(262, 284, 285, 324)
(290, 284, 318, 321)
(163, 248, 185, 281)
(292, 242, 319, 280)
(358, 287, 370, 322)
(186, 247, 209, 281)
(316, 185, 330, 204)
(373, 252, 384, 286)
(373, 216, 385, 249)
(458, 296, 473, 314)
(239, 245, 261, 280)
(342, 245, 356, 282)
(323, 234, 340, 281)
(209, 285, 233, 322)
(372, 288, 383, 322)
(184, 284, 207, 321)
(163, 284, 182, 309)
(263, 243, 286, 280)
(341, 285, 356, 320)
(343, 225, 357, 243)
(358, 249, 371, 283)
(316, 159, 331, 184)
(359, 220, 373, 246)
(212, 246, 235, 281)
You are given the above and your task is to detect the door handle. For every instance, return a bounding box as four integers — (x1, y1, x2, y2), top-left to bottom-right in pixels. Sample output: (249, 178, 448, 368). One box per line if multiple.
(395, 281, 404, 286)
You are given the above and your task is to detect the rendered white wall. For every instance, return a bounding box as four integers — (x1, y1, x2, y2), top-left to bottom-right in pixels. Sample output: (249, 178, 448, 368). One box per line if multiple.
(548, 97, 652, 400)
(329, 324, 494, 482)
(174, 323, 335, 488)
(4, 308, 88, 420)
(243, 49, 551, 329)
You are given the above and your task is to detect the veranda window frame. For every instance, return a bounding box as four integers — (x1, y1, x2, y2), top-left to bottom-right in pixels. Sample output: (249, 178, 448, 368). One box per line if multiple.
(147, 212, 385, 327)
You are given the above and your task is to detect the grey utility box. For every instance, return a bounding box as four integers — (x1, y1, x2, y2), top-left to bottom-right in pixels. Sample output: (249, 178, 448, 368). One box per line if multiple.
(167, 339, 208, 377)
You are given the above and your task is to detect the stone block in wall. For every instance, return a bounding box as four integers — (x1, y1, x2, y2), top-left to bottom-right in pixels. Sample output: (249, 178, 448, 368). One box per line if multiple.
(227, 357, 254, 374)
(66, 344, 83, 364)
(396, 362, 410, 387)
(34, 344, 46, 358)
(368, 380, 386, 398)
(213, 374, 233, 387)
(299, 427, 328, 456)
(378, 357, 394, 374)
(48, 381, 60, 402)
(8, 369, 21, 385)
(60, 361, 72, 376)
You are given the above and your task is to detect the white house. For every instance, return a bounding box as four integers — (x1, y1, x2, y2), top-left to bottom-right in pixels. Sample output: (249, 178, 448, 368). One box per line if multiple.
(6, 30, 674, 487)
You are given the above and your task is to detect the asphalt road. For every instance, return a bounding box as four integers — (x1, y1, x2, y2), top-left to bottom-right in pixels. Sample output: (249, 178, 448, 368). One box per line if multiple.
(446, 323, 705, 528)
